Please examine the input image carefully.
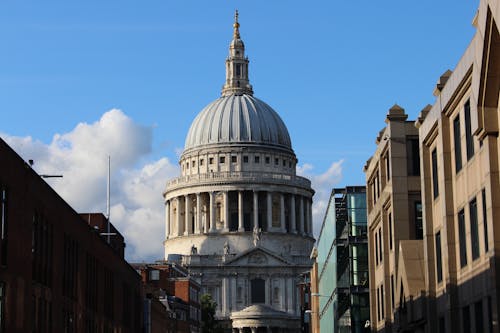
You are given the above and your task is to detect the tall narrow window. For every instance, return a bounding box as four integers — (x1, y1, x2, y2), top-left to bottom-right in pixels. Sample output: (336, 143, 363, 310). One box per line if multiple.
(482, 189, 489, 252)
(385, 154, 391, 180)
(250, 279, 265, 304)
(453, 115, 462, 172)
(377, 287, 381, 321)
(407, 138, 420, 176)
(0, 189, 6, 266)
(475, 300, 484, 333)
(235, 64, 241, 77)
(378, 228, 383, 264)
(458, 209, 468, 267)
(463, 305, 471, 333)
(375, 231, 379, 266)
(465, 100, 474, 160)
(432, 148, 439, 198)
(435, 231, 443, 283)
(415, 202, 423, 240)
(439, 316, 445, 333)
(0, 282, 4, 332)
(470, 198, 479, 260)
(380, 285, 385, 319)
(390, 275, 395, 310)
(388, 212, 393, 250)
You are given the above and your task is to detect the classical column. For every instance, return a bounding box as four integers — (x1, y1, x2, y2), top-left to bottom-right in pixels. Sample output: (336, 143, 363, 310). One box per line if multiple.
(279, 193, 285, 232)
(280, 278, 286, 311)
(251, 328, 257, 333)
(222, 277, 229, 315)
(176, 197, 181, 236)
(266, 192, 272, 231)
(238, 329, 243, 333)
(184, 194, 191, 235)
(210, 192, 216, 233)
(290, 195, 296, 233)
(238, 191, 244, 231)
(265, 276, 270, 305)
(299, 196, 305, 235)
(286, 277, 293, 313)
(253, 191, 259, 230)
(308, 198, 313, 236)
(223, 191, 229, 232)
(231, 276, 237, 312)
(165, 200, 170, 239)
(196, 193, 202, 234)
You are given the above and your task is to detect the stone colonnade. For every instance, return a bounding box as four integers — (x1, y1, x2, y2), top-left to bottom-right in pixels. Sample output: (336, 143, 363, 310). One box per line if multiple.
(165, 190, 313, 238)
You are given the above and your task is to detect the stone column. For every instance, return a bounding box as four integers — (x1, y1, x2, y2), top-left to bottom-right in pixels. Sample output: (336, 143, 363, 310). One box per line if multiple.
(238, 191, 244, 231)
(165, 200, 170, 239)
(196, 193, 202, 234)
(287, 277, 293, 313)
(184, 194, 191, 235)
(223, 191, 229, 232)
(210, 192, 216, 233)
(279, 193, 285, 232)
(267, 192, 272, 231)
(265, 276, 270, 305)
(280, 278, 286, 311)
(253, 191, 259, 230)
(308, 198, 313, 236)
(231, 276, 237, 312)
(299, 196, 305, 235)
(290, 195, 296, 233)
(238, 329, 244, 333)
(222, 277, 229, 315)
(251, 328, 257, 333)
(176, 197, 181, 236)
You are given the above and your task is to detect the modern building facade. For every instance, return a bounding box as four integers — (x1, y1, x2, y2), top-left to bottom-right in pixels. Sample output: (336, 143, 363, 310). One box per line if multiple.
(363, 105, 422, 332)
(0, 137, 144, 333)
(163, 11, 315, 333)
(316, 186, 369, 333)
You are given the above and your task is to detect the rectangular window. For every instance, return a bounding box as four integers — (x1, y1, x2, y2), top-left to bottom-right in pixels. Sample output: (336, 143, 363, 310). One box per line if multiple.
(488, 297, 493, 333)
(380, 285, 385, 319)
(219, 156, 225, 164)
(149, 270, 160, 281)
(265, 157, 270, 164)
(439, 316, 445, 333)
(475, 300, 484, 333)
(378, 228, 383, 264)
(236, 64, 241, 77)
(200, 159, 204, 166)
(415, 202, 423, 240)
(482, 189, 489, 252)
(385, 153, 391, 180)
(209, 157, 214, 165)
(470, 198, 479, 260)
(463, 305, 471, 333)
(254, 156, 260, 163)
(388, 212, 393, 250)
(377, 287, 381, 321)
(274, 158, 279, 165)
(283, 159, 286, 167)
(192, 160, 195, 167)
(435, 231, 443, 283)
(407, 138, 421, 176)
(432, 148, 439, 199)
(458, 209, 468, 267)
(465, 100, 474, 160)
(375, 231, 379, 266)
(454, 115, 462, 173)
(390, 275, 395, 310)
(0, 188, 6, 266)
(243, 156, 248, 163)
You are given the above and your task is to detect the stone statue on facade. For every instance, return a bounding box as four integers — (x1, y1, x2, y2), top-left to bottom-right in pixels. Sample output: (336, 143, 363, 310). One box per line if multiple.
(253, 226, 262, 247)
(191, 244, 198, 255)
(223, 241, 230, 255)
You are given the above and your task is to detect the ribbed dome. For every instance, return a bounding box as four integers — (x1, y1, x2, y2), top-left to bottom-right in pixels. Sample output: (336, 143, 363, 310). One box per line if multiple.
(184, 94, 292, 152)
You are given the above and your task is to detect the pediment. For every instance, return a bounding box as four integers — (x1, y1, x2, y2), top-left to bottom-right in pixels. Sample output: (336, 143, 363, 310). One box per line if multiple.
(224, 247, 293, 267)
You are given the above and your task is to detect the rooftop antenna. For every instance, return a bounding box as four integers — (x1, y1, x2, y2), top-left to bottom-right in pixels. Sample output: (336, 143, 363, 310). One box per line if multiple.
(100, 155, 116, 243)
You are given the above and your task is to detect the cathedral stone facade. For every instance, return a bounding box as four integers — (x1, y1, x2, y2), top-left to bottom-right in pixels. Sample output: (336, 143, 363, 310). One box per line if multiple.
(163, 12, 315, 333)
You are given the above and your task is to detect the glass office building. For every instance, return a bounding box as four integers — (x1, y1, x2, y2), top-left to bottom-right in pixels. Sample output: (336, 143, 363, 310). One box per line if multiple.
(317, 187, 369, 332)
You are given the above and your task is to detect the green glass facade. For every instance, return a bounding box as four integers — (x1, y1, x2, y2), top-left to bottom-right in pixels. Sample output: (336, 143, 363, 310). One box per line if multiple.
(317, 187, 369, 333)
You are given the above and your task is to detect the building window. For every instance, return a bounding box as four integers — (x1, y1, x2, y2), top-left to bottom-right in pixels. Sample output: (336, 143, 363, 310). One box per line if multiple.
(375, 231, 379, 266)
(407, 138, 420, 176)
(439, 316, 445, 333)
(192, 160, 196, 168)
(149, 270, 160, 281)
(377, 287, 381, 321)
(0, 188, 7, 266)
(231, 156, 237, 163)
(390, 275, 395, 310)
(475, 300, 484, 333)
(453, 115, 462, 173)
(415, 202, 423, 240)
(254, 155, 260, 163)
(465, 100, 474, 160)
(385, 153, 391, 180)
(380, 285, 385, 319)
(482, 189, 489, 252)
(432, 148, 439, 199)
(265, 157, 270, 164)
(435, 231, 443, 283)
(274, 158, 279, 166)
(243, 156, 248, 163)
(470, 198, 479, 260)
(378, 228, 383, 264)
(388, 212, 393, 251)
(0, 282, 4, 332)
(219, 156, 225, 164)
(462, 305, 470, 333)
(458, 209, 467, 267)
(236, 64, 241, 77)
(283, 159, 286, 167)
(250, 278, 265, 304)
(209, 157, 214, 165)
(200, 159, 204, 166)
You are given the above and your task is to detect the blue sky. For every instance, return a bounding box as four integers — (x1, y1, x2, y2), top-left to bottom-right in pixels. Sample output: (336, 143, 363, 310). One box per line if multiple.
(0, 1, 479, 260)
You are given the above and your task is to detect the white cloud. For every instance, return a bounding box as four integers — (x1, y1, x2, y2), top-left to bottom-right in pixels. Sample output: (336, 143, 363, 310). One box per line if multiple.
(298, 160, 344, 239)
(1, 109, 179, 261)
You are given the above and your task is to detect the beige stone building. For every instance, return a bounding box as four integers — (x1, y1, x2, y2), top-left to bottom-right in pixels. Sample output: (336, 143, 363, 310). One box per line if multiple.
(364, 105, 422, 333)
(366, 0, 500, 332)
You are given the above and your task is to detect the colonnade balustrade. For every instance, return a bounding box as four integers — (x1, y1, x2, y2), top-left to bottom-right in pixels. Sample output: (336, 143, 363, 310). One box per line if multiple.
(165, 190, 313, 238)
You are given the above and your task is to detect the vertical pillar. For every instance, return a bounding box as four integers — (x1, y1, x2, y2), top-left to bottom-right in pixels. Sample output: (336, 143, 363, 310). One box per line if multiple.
(231, 276, 237, 312)
(176, 197, 181, 236)
(184, 195, 191, 235)
(290, 195, 296, 234)
(308, 198, 313, 236)
(279, 193, 285, 232)
(253, 191, 259, 230)
(210, 192, 216, 233)
(165, 200, 170, 239)
(251, 328, 257, 333)
(299, 196, 305, 235)
(196, 193, 201, 234)
(238, 191, 244, 231)
(267, 192, 272, 231)
(265, 276, 270, 305)
(287, 277, 293, 313)
(239, 329, 244, 333)
(223, 191, 229, 232)
(222, 277, 229, 315)
(280, 278, 286, 310)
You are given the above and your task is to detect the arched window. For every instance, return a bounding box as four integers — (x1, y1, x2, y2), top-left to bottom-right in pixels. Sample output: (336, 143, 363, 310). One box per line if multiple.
(251, 278, 265, 304)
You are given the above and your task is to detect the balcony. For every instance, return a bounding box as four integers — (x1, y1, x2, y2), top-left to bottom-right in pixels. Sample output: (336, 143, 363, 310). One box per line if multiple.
(165, 171, 312, 192)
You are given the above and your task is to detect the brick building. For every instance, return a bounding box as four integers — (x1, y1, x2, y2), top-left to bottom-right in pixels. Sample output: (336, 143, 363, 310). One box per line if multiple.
(0, 137, 143, 332)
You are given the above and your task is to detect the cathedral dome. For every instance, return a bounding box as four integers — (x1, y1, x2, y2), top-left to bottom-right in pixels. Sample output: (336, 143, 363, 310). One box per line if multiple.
(184, 94, 292, 152)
